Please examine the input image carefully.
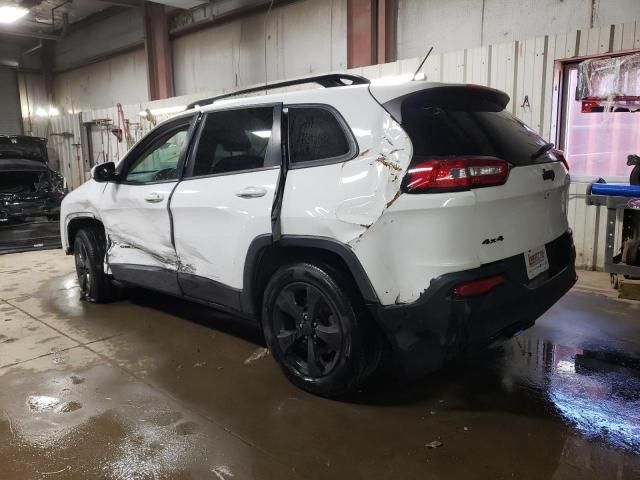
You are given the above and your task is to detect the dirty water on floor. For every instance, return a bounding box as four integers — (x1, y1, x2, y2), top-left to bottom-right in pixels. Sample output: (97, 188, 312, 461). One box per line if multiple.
(0, 250, 639, 479)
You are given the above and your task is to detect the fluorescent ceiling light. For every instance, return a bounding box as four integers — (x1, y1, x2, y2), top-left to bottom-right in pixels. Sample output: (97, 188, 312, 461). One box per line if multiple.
(0, 6, 29, 24)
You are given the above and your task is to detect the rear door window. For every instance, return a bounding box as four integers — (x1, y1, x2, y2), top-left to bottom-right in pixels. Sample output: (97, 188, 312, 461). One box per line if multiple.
(190, 107, 275, 177)
(397, 88, 553, 166)
(288, 106, 353, 165)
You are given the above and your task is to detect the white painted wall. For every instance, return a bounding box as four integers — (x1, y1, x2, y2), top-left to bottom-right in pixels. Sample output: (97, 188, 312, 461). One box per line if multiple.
(54, 49, 148, 114)
(397, 0, 640, 59)
(172, 0, 347, 95)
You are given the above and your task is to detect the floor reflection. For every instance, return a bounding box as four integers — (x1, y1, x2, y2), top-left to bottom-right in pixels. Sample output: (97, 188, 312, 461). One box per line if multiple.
(500, 337, 640, 453)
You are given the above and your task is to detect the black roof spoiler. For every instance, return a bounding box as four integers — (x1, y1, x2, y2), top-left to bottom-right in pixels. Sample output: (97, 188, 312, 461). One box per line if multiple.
(186, 73, 370, 110)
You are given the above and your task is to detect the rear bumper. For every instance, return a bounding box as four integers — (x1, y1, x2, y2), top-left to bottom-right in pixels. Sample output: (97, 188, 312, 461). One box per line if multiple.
(369, 231, 577, 379)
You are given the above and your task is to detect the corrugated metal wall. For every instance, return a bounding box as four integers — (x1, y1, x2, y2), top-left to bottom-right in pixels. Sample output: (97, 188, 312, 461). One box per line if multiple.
(32, 20, 640, 269)
(350, 21, 640, 270)
(171, 0, 347, 96)
(397, 0, 640, 58)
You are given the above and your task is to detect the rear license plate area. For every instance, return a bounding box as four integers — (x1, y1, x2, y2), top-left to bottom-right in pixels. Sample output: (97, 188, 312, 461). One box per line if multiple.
(525, 245, 550, 280)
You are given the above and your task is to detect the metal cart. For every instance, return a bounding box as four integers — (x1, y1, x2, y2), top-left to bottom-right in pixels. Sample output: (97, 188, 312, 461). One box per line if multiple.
(586, 182, 640, 282)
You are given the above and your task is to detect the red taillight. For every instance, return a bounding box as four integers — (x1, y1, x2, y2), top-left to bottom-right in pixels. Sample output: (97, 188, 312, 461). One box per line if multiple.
(454, 275, 505, 297)
(403, 157, 510, 193)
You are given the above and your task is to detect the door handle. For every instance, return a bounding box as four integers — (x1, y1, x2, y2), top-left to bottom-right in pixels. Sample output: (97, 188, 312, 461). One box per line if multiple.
(236, 186, 267, 198)
(144, 192, 164, 203)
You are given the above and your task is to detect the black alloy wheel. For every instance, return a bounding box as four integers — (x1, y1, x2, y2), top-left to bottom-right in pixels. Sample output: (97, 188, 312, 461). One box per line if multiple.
(272, 282, 343, 377)
(262, 262, 381, 398)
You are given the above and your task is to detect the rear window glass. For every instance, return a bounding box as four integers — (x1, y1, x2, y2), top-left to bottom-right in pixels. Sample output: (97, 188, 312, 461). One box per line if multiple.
(398, 88, 552, 166)
(288, 107, 351, 164)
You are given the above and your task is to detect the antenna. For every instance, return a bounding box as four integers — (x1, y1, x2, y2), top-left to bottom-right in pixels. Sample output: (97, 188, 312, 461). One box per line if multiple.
(264, 0, 275, 94)
(413, 46, 434, 80)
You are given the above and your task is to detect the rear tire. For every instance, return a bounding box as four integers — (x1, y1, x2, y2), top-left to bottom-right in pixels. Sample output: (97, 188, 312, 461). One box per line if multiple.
(262, 262, 382, 398)
(74, 227, 118, 303)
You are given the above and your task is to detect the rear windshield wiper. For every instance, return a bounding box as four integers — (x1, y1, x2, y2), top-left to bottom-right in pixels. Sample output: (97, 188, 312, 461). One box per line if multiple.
(531, 142, 554, 160)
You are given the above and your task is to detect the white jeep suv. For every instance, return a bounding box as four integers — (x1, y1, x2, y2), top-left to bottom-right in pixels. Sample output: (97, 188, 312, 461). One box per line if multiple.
(61, 74, 576, 397)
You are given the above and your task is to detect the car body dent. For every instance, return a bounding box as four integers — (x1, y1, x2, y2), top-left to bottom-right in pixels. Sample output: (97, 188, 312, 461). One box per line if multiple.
(335, 114, 412, 228)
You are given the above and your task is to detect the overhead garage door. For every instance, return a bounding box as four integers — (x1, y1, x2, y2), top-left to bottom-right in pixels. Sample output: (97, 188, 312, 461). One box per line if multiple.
(0, 66, 23, 135)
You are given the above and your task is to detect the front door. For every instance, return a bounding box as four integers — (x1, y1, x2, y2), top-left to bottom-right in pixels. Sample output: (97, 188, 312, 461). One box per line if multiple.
(100, 115, 196, 295)
(170, 105, 282, 309)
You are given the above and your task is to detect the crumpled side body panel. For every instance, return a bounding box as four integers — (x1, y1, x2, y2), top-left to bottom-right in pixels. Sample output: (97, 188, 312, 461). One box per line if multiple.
(281, 95, 415, 305)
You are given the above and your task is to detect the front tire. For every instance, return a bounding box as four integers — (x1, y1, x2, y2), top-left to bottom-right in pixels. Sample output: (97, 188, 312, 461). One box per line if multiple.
(74, 227, 117, 303)
(262, 262, 380, 398)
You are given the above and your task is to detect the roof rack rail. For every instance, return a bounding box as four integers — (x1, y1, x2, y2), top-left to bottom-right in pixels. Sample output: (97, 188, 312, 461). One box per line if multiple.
(186, 73, 370, 110)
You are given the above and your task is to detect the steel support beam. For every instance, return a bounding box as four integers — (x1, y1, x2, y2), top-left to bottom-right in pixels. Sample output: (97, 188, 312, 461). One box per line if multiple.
(94, 0, 142, 7)
(347, 0, 376, 68)
(0, 27, 60, 41)
(143, 1, 174, 100)
(40, 40, 55, 104)
(347, 0, 397, 68)
(376, 0, 397, 64)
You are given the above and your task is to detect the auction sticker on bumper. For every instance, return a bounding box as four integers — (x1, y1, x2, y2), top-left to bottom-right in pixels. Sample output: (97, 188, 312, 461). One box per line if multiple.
(525, 246, 549, 280)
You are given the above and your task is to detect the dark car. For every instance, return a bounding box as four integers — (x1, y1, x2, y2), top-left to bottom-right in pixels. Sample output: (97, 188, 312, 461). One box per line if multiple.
(0, 135, 67, 223)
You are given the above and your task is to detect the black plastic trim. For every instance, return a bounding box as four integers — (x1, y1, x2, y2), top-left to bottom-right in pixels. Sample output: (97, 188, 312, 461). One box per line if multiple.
(271, 104, 286, 241)
(179, 272, 242, 311)
(240, 234, 275, 315)
(110, 264, 181, 296)
(186, 73, 370, 110)
(368, 231, 577, 379)
(278, 236, 379, 304)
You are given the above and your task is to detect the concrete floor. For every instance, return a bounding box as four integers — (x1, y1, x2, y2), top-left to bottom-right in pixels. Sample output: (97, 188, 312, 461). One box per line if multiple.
(1, 250, 639, 480)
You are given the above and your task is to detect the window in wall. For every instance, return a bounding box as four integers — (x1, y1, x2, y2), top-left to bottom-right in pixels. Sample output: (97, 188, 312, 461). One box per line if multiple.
(288, 107, 351, 164)
(563, 67, 640, 178)
(191, 107, 274, 177)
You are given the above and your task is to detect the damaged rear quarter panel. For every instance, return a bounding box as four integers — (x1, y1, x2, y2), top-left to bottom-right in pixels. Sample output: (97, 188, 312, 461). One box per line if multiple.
(280, 89, 413, 305)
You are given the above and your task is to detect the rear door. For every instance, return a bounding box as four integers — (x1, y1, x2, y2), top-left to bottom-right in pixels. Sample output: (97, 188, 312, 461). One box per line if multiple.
(99, 115, 197, 295)
(397, 86, 570, 264)
(170, 104, 282, 309)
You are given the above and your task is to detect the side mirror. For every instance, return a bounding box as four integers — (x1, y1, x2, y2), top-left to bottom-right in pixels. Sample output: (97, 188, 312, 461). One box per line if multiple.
(91, 162, 117, 183)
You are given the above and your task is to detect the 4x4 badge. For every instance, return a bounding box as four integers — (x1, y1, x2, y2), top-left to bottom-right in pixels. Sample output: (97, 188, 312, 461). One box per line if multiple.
(482, 236, 504, 245)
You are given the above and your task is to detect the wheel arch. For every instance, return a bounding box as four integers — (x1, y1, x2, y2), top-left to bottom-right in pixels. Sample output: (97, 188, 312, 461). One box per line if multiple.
(66, 216, 105, 254)
(242, 235, 380, 317)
